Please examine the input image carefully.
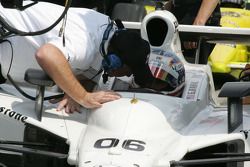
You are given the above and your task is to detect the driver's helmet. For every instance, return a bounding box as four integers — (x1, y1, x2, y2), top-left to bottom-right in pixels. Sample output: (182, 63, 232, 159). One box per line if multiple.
(147, 50, 185, 95)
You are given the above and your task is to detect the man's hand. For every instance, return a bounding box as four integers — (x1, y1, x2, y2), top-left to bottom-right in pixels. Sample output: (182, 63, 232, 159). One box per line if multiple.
(50, 91, 121, 113)
(50, 94, 81, 113)
(183, 41, 197, 50)
(81, 91, 121, 109)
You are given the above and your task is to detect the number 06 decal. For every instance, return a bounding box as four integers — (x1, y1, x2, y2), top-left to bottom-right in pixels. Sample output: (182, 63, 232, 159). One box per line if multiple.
(94, 138, 146, 151)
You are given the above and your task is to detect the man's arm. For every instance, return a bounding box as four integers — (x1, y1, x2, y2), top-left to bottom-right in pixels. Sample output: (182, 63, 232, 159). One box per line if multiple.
(35, 43, 120, 110)
(194, 0, 220, 25)
(184, 0, 220, 49)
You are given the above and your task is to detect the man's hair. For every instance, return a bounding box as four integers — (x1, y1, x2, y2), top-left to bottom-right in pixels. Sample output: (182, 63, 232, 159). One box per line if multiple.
(109, 30, 150, 67)
(108, 29, 153, 86)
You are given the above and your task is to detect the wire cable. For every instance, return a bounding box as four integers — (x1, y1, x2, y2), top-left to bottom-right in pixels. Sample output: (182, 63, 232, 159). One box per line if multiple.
(0, 0, 72, 38)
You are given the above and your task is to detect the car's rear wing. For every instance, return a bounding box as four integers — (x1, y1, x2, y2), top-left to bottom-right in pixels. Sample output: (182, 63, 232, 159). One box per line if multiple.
(219, 82, 250, 133)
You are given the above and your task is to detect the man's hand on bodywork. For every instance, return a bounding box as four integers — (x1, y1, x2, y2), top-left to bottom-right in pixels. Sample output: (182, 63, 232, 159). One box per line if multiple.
(51, 91, 121, 113)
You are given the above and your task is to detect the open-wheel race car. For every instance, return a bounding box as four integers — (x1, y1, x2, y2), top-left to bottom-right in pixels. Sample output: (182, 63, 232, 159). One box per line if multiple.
(1, 1, 250, 167)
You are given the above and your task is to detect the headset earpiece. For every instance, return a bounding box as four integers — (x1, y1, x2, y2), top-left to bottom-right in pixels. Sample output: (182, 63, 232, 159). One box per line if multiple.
(101, 53, 122, 84)
(102, 53, 122, 71)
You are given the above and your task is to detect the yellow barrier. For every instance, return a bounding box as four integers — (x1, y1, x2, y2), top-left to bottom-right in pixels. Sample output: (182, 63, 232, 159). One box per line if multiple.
(208, 8, 250, 78)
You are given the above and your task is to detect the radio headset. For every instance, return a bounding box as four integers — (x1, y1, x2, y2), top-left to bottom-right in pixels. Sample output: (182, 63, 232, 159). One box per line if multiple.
(100, 19, 125, 84)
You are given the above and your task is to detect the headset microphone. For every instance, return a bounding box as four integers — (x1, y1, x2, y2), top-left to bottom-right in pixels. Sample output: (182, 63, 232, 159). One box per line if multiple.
(102, 72, 109, 84)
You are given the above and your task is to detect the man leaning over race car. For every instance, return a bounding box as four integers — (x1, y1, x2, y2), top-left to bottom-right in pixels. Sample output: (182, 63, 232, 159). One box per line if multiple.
(0, 1, 151, 113)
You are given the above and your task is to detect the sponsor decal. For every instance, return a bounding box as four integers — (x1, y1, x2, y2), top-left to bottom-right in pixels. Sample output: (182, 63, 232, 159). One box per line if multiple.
(222, 11, 240, 17)
(0, 107, 27, 123)
(94, 138, 146, 151)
